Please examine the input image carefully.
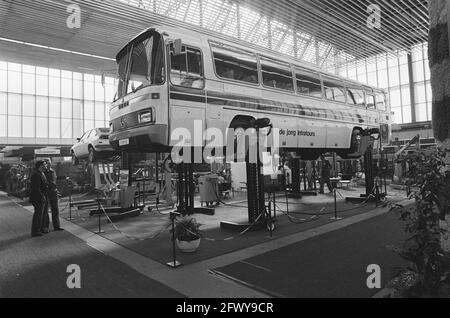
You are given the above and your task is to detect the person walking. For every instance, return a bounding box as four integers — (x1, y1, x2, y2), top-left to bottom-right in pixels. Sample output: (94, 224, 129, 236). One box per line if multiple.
(30, 160, 49, 237)
(319, 155, 333, 194)
(44, 159, 64, 232)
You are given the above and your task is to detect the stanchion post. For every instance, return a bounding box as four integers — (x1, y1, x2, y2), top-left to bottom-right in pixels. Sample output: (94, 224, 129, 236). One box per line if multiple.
(67, 179, 75, 221)
(267, 194, 273, 238)
(330, 180, 342, 221)
(94, 193, 105, 234)
(167, 211, 182, 268)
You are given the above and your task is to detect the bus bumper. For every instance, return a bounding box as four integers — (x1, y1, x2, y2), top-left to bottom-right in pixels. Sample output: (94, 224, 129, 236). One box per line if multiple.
(109, 124, 168, 152)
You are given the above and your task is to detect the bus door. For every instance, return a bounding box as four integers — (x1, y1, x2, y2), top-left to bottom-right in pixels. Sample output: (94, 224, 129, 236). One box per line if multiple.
(168, 44, 207, 148)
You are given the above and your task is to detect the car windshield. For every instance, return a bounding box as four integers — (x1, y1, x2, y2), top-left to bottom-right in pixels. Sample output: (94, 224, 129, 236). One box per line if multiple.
(117, 31, 165, 99)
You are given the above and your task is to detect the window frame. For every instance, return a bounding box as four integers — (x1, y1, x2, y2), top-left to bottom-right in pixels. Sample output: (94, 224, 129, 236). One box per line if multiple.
(322, 76, 347, 104)
(168, 43, 205, 90)
(364, 88, 377, 110)
(259, 55, 295, 92)
(115, 31, 166, 101)
(80, 131, 89, 142)
(375, 91, 387, 112)
(209, 41, 260, 86)
(345, 83, 366, 107)
(295, 67, 324, 99)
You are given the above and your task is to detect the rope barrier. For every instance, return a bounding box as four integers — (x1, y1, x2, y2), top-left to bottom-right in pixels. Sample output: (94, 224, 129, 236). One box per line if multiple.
(97, 202, 172, 241)
(175, 214, 264, 242)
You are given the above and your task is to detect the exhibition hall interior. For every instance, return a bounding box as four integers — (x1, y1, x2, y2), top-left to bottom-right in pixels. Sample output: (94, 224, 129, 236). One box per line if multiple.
(0, 0, 449, 299)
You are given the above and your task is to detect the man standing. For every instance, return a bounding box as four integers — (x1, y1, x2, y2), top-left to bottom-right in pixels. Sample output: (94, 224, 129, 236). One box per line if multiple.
(44, 159, 64, 232)
(30, 160, 49, 237)
(319, 155, 333, 194)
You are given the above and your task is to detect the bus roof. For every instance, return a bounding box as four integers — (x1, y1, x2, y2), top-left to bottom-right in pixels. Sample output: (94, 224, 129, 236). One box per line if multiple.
(118, 25, 386, 94)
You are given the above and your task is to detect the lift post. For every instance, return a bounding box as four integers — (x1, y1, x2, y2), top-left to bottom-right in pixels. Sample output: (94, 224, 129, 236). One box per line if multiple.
(346, 143, 386, 204)
(221, 118, 273, 232)
(175, 162, 215, 217)
(289, 157, 317, 198)
(289, 158, 303, 199)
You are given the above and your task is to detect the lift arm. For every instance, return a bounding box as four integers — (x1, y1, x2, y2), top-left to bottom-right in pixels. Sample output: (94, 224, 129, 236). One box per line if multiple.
(394, 134, 420, 161)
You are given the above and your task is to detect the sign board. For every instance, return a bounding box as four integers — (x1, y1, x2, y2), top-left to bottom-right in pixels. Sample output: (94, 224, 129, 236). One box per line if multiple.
(0, 157, 21, 164)
(35, 148, 61, 156)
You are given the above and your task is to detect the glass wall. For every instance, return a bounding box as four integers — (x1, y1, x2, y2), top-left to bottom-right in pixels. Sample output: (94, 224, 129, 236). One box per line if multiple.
(0, 60, 117, 145)
(330, 42, 432, 125)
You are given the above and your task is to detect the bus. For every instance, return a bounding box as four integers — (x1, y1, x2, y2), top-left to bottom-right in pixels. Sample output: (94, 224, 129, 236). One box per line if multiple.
(109, 26, 391, 161)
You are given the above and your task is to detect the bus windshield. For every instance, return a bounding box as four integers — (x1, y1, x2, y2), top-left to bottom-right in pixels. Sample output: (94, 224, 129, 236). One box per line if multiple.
(117, 32, 164, 99)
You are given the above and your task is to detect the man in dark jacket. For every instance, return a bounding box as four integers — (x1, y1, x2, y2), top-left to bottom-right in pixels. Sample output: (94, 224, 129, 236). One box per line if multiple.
(43, 159, 64, 232)
(30, 160, 49, 237)
(319, 155, 333, 194)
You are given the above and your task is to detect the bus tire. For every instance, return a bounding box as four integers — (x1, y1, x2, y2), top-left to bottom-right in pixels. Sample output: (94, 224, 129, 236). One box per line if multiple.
(338, 128, 363, 159)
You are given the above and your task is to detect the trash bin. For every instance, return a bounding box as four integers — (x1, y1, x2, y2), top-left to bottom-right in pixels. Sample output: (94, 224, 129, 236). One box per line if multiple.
(198, 174, 219, 206)
(330, 178, 340, 189)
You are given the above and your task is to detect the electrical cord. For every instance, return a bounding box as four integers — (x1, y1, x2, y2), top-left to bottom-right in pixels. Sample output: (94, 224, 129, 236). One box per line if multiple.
(175, 213, 264, 242)
(98, 202, 171, 241)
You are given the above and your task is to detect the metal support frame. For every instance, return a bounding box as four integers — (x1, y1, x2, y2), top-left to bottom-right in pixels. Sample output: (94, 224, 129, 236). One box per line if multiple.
(289, 157, 317, 197)
(289, 158, 303, 199)
(221, 124, 271, 232)
(346, 143, 386, 204)
(175, 162, 215, 217)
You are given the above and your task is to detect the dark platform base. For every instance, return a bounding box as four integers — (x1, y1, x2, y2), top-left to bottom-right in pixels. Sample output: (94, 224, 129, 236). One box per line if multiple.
(300, 191, 318, 196)
(177, 207, 215, 216)
(166, 261, 182, 268)
(345, 194, 385, 204)
(288, 193, 303, 199)
(220, 221, 266, 232)
(108, 209, 142, 222)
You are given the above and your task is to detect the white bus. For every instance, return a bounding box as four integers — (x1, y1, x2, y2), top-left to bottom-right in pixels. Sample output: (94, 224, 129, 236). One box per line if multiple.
(109, 26, 391, 160)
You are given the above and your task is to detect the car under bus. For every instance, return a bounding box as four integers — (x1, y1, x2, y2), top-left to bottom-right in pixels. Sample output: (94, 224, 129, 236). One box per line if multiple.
(109, 26, 391, 160)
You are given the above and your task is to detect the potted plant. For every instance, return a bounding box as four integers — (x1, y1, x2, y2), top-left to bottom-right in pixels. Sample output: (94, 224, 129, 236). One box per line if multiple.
(172, 216, 203, 253)
(389, 149, 450, 297)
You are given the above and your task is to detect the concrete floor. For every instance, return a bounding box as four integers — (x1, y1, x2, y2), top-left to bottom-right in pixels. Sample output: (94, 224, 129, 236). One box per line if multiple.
(0, 186, 411, 298)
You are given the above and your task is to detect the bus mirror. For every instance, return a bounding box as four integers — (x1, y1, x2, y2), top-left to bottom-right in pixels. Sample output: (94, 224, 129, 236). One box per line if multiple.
(173, 39, 183, 56)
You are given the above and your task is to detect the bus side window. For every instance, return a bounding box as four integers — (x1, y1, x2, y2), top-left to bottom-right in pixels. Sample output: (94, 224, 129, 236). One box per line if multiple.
(170, 46, 204, 89)
(211, 42, 259, 84)
(323, 78, 346, 103)
(296, 70, 322, 98)
(366, 93, 376, 109)
(376, 93, 386, 111)
(260, 57, 294, 92)
(346, 87, 365, 107)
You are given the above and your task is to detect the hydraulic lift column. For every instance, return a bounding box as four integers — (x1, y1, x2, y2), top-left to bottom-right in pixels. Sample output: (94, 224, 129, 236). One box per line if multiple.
(289, 158, 303, 199)
(221, 118, 273, 232)
(175, 160, 215, 217)
(346, 141, 385, 204)
(246, 162, 266, 224)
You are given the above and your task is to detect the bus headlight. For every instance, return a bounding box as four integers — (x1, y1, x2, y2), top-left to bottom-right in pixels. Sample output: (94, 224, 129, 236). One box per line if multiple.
(138, 110, 154, 124)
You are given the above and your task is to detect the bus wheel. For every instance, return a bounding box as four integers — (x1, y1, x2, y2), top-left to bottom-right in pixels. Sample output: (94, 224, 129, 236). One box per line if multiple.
(350, 129, 362, 153)
(230, 118, 253, 162)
